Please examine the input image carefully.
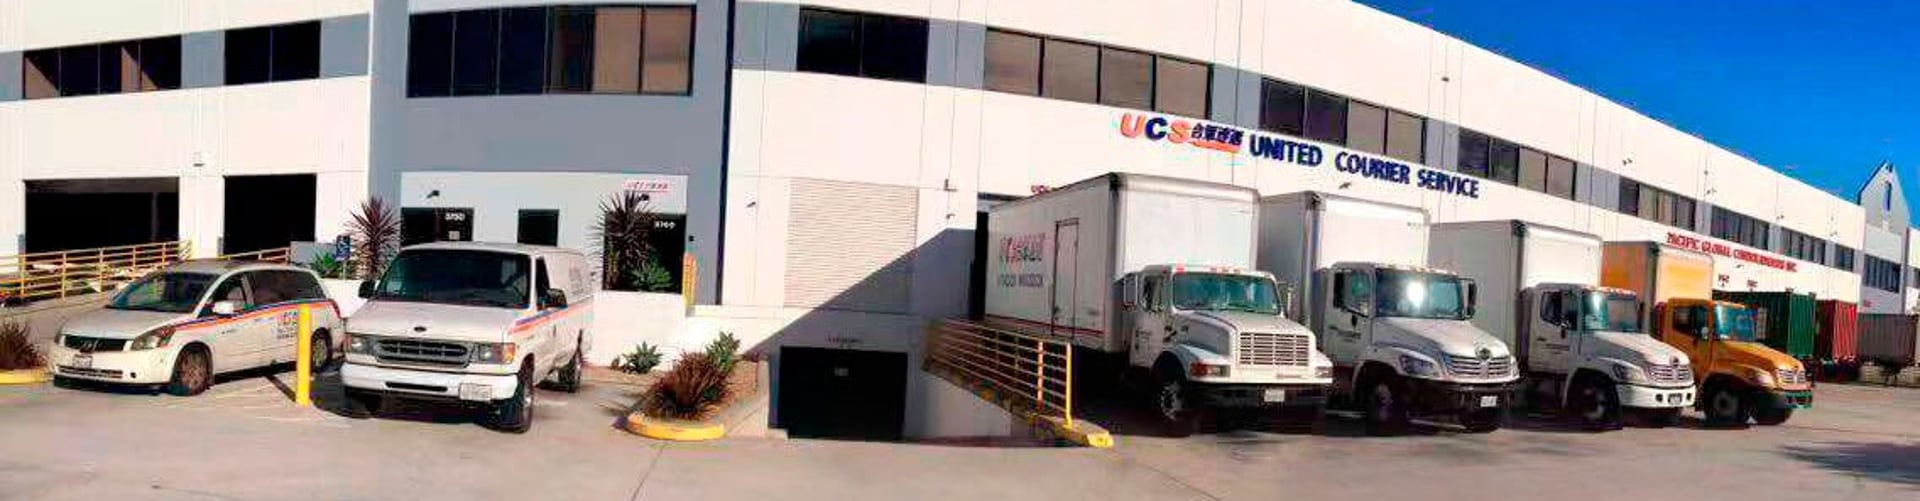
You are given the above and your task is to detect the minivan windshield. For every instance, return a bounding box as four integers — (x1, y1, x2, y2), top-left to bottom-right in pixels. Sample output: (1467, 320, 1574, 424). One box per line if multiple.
(1580, 291, 1643, 333)
(1374, 270, 1469, 320)
(372, 250, 531, 309)
(1170, 273, 1282, 315)
(1715, 304, 1758, 341)
(107, 272, 217, 313)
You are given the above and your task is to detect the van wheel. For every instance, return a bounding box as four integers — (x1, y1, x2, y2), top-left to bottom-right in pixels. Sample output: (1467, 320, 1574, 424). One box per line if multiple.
(1753, 406, 1792, 426)
(555, 342, 584, 394)
(1570, 375, 1622, 431)
(309, 331, 333, 372)
(1153, 369, 1200, 438)
(165, 347, 212, 396)
(1703, 382, 1751, 427)
(1363, 376, 1411, 436)
(492, 363, 535, 434)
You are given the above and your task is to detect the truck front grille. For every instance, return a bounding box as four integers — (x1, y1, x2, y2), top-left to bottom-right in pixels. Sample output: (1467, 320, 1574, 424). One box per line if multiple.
(1648, 363, 1693, 384)
(374, 338, 470, 367)
(1776, 368, 1807, 386)
(63, 335, 127, 353)
(1237, 332, 1310, 366)
(1444, 354, 1514, 379)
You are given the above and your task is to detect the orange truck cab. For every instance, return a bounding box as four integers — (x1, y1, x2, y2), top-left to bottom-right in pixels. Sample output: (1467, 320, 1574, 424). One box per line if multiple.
(1602, 242, 1812, 426)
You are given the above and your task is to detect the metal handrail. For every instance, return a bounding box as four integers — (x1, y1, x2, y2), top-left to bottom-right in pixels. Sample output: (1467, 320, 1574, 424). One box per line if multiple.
(0, 241, 191, 302)
(219, 247, 291, 264)
(926, 319, 1075, 428)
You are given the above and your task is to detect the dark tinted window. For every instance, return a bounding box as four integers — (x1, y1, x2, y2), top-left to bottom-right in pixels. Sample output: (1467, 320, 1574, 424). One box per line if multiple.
(640, 7, 695, 94)
(23, 50, 60, 99)
(797, 9, 860, 77)
(452, 9, 501, 95)
(226, 26, 273, 85)
(859, 14, 927, 82)
(1345, 100, 1386, 154)
(25, 36, 181, 99)
(518, 210, 560, 246)
(97, 42, 124, 94)
(1385, 109, 1424, 163)
(591, 7, 642, 93)
(1459, 129, 1491, 178)
(1098, 47, 1151, 110)
(984, 29, 1041, 95)
(1519, 148, 1548, 191)
(1711, 208, 1769, 249)
(548, 6, 596, 92)
(1303, 90, 1347, 145)
(1546, 156, 1576, 199)
(498, 7, 548, 95)
(60, 45, 101, 95)
(1259, 79, 1305, 136)
(408, 13, 454, 97)
(1488, 139, 1520, 185)
(1154, 57, 1208, 118)
(271, 21, 321, 81)
(1042, 38, 1097, 103)
(139, 37, 182, 90)
(1618, 177, 1641, 214)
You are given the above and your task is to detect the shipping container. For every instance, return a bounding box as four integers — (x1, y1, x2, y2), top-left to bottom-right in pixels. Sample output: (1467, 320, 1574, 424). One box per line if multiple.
(1713, 291, 1817, 360)
(1857, 314, 1920, 366)
(1815, 300, 1859, 361)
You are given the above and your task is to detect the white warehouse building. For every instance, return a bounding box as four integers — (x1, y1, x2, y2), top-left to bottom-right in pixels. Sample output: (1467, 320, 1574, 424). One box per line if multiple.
(1, 0, 1909, 438)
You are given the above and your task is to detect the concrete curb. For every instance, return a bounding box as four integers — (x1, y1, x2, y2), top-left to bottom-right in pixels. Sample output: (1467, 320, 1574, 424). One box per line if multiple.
(0, 368, 51, 385)
(924, 363, 1113, 449)
(625, 412, 726, 441)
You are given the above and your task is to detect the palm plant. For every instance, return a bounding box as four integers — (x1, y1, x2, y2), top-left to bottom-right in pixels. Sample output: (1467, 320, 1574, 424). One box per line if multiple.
(592, 191, 659, 291)
(0, 321, 41, 371)
(348, 198, 402, 280)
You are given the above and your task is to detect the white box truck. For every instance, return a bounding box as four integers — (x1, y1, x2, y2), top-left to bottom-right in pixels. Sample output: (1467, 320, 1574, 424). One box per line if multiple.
(1429, 221, 1695, 430)
(986, 173, 1334, 436)
(1258, 192, 1518, 434)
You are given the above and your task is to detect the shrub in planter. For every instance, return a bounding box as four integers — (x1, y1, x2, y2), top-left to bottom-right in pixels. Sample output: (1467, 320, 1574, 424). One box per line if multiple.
(0, 321, 42, 371)
(614, 342, 664, 375)
(705, 332, 740, 374)
(642, 352, 733, 421)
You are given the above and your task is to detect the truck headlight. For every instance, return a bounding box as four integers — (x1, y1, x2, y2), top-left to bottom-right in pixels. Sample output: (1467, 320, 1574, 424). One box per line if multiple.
(129, 326, 175, 351)
(344, 333, 373, 354)
(1399, 355, 1438, 378)
(1611, 364, 1647, 384)
(1749, 368, 1775, 388)
(473, 342, 518, 364)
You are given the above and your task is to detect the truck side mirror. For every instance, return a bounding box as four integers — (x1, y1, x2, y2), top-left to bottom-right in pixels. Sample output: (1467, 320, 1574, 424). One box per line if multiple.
(541, 288, 568, 309)
(1119, 275, 1138, 309)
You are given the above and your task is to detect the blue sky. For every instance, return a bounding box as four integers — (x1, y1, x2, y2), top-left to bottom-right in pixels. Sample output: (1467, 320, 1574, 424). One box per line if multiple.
(1357, 0, 1920, 209)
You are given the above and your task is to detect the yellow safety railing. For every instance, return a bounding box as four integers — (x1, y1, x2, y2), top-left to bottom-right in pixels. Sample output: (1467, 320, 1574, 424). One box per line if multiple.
(0, 241, 191, 302)
(219, 247, 291, 264)
(926, 319, 1075, 429)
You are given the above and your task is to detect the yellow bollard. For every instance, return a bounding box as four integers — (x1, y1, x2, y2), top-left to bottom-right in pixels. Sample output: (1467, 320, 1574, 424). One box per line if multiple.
(295, 304, 313, 407)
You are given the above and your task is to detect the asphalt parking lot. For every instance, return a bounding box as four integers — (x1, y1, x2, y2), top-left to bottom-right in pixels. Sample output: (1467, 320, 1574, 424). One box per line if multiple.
(2, 370, 1917, 500)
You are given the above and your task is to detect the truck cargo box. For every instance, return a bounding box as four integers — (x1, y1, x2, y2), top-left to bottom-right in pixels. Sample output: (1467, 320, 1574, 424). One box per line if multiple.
(1712, 291, 1817, 360)
(1815, 300, 1859, 361)
(1429, 220, 1601, 363)
(1857, 314, 1920, 366)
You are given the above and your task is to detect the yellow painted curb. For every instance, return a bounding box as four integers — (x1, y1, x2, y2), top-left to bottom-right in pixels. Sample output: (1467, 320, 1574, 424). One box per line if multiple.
(626, 412, 726, 441)
(0, 368, 51, 385)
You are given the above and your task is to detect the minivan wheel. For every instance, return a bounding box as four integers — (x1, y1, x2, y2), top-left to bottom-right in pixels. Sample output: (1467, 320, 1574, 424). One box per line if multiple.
(1703, 383, 1751, 427)
(493, 364, 535, 434)
(1364, 377, 1411, 436)
(166, 347, 212, 396)
(1154, 371, 1200, 438)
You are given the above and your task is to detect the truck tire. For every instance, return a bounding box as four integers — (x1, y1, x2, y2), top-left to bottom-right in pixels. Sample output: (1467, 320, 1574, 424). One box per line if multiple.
(1752, 406, 1793, 426)
(1702, 382, 1751, 427)
(1153, 369, 1200, 438)
(1363, 376, 1412, 436)
(1640, 408, 1682, 428)
(165, 347, 213, 397)
(345, 388, 384, 418)
(1570, 375, 1622, 431)
(492, 363, 535, 434)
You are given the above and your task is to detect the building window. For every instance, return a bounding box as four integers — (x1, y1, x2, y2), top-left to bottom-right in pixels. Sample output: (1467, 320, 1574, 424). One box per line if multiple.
(1834, 245, 1857, 271)
(1618, 178, 1641, 214)
(796, 8, 926, 83)
(518, 210, 560, 246)
(1711, 208, 1770, 250)
(409, 5, 695, 98)
(1041, 38, 1097, 103)
(1385, 109, 1425, 164)
(984, 30, 1041, 95)
(1459, 129, 1492, 178)
(1779, 229, 1827, 264)
(225, 21, 321, 85)
(1154, 57, 1209, 118)
(1488, 139, 1520, 185)
(1865, 255, 1900, 293)
(1303, 90, 1347, 145)
(1519, 148, 1548, 192)
(1617, 176, 1696, 231)
(1259, 79, 1306, 137)
(983, 29, 1208, 118)
(1545, 156, 1576, 199)
(22, 36, 183, 100)
(1345, 101, 1387, 155)
(1097, 46, 1151, 110)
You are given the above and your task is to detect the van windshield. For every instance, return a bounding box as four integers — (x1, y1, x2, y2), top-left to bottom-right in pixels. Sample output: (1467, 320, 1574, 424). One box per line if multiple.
(1170, 273, 1281, 315)
(1580, 291, 1643, 333)
(1715, 304, 1757, 341)
(107, 272, 217, 313)
(373, 250, 531, 309)
(1374, 270, 1468, 320)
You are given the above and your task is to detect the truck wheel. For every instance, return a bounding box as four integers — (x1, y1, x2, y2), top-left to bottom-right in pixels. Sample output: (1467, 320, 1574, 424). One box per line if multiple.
(492, 363, 535, 434)
(1460, 407, 1504, 433)
(1702, 382, 1751, 427)
(345, 388, 384, 418)
(1752, 406, 1792, 426)
(1640, 408, 1682, 428)
(555, 342, 584, 394)
(1363, 377, 1411, 436)
(1570, 376, 1622, 431)
(165, 347, 213, 397)
(1153, 371, 1200, 438)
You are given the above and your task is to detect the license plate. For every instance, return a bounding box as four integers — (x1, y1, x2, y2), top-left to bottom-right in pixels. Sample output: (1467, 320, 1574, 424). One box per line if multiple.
(1478, 395, 1499, 408)
(70, 354, 92, 369)
(457, 383, 492, 402)
(1263, 389, 1287, 403)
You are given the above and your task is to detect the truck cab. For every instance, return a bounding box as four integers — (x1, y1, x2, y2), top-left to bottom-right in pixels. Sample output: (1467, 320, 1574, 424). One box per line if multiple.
(1521, 284, 1695, 427)
(1120, 265, 1333, 432)
(1654, 298, 1812, 425)
(1318, 262, 1517, 434)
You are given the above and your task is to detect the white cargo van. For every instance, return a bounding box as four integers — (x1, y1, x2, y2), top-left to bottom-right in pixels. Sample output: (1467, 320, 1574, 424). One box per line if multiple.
(341, 242, 594, 433)
(987, 173, 1333, 435)
(1430, 221, 1695, 429)
(1259, 192, 1518, 434)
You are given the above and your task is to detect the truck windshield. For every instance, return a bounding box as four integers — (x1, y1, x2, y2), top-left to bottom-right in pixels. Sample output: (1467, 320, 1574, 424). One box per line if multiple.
(1580, 291, 1643, 333)
(1170, 273, 1281, 315)
(107, 272, 217, 313)
(1374, 270, 1468, 320)
(372, 250, 531, 309)
(1714, 304, 1758, 341)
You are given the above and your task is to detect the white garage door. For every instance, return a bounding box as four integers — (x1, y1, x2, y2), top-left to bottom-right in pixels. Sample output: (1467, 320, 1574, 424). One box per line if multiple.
(785, 179, 919, 313)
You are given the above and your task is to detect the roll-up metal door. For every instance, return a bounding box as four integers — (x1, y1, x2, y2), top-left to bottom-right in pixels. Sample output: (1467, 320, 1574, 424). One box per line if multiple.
(785, 179, 918, 313)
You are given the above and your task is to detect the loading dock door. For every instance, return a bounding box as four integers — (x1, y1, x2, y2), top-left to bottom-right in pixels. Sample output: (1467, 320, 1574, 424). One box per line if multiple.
(402, 208, 474, 246)
(24, 178, 179, 253)
(777, 347, 906, 440)
(223, 175, 316, 254)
